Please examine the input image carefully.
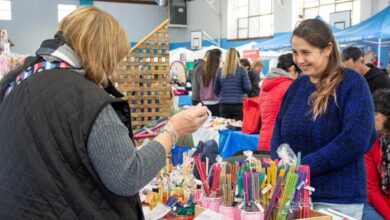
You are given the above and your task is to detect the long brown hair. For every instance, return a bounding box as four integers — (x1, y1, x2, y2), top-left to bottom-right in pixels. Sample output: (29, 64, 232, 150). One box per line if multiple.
(202, 49, 222, 86)
(222, 48, 239, 78)
(59, 6, 130, 87)
(292, 19, 343, 120)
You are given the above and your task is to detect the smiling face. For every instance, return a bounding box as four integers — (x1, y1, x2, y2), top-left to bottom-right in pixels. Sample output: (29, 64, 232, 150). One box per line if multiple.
(291, 36, 332, 83)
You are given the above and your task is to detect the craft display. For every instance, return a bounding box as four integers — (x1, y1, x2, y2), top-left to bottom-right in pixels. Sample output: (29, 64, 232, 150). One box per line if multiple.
(143, 152, 199, 219)
(143, 146, 317, 220)
(202, 117, 242, 130)
(192, 149, 314, 220)
(116, 19, 171, 130)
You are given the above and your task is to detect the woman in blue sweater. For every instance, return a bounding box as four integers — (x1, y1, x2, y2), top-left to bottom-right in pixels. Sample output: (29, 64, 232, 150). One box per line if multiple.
(215, 48, 251, 120)
(271, 19, 376, 219)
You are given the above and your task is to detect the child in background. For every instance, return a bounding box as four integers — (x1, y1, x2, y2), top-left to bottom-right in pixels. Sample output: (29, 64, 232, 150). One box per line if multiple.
(364, 89, 390, 220)
(240, 58, 261, 97)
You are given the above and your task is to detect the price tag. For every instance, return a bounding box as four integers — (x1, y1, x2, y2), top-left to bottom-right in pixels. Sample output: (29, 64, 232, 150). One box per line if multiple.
(304, 186, 315, 192)
(296, 181, 305, 190)
(254, 202, 265, 213)
(234, 197, 243, 203)
(261, 184, 273, 195)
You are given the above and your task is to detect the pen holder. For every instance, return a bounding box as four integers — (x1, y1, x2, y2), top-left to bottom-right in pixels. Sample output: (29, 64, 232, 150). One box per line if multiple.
(240, 209, 264, 220)
(194, 190, 202, 205)
(208, 197, 221, 212)
(200, 195, 221, 212)
(277, 202, 290, 219)
(288, 200, 300, 219)
(219, 205, 237, 220)
(235, 206, 242, 220)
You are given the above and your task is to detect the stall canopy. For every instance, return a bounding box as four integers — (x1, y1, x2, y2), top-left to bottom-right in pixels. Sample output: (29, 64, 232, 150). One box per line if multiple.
(334, 6, 390, 66)
(334, 6, 390, 42)
(191, 45, 227, 60)
(235, 41, 258, 55)
(252, 32, 292, 51)
(169, 47, 194, 64)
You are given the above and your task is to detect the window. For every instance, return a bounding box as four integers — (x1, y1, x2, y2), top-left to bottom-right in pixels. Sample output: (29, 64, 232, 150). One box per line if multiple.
(228, 0, 274, 40)
(58, 4, 77, 22)
(0, 0, 11, 20)
(303, 0, 356, 24)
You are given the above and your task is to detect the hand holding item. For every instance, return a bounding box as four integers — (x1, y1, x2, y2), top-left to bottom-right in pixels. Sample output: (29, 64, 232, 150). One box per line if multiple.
(168, 103, 209, 137)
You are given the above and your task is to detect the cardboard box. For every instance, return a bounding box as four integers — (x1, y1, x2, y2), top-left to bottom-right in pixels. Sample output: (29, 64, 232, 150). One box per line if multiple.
(295, 210, 332, 220)
(194, 205, 205, 216)
(195, 205, 332, 220)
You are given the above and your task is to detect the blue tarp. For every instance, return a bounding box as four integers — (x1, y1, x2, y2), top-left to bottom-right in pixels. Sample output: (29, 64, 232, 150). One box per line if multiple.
(252, 32, 292, 51)
(218, 129, 259, 158)
(334, 6, 390, 42)
(178, 95, 192, 107)
(334, 6, 390, 68)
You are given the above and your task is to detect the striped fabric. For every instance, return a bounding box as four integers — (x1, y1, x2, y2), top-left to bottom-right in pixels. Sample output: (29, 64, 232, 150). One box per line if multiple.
(4, 61, 73, 98)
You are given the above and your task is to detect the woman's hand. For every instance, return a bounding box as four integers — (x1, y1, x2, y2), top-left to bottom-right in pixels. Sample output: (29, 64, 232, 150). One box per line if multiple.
(154, 104, 208, 154)
(168, 103, 209, 137)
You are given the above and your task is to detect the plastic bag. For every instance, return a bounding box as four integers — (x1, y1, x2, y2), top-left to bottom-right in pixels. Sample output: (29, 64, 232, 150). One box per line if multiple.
(241, 97, 261, 134)
(277, 143, 297, 167)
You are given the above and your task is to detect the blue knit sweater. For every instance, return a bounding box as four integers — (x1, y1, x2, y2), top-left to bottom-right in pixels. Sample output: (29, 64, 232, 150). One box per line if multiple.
(214, 66, 251, 104)
(271, 68, 376, 204)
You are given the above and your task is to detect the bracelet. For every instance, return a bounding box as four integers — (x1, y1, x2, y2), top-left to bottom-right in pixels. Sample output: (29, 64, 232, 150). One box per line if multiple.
(160, 123, 177, 145)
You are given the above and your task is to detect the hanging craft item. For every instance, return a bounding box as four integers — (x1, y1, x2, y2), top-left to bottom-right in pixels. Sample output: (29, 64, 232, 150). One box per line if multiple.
(169, 60, 187, 86)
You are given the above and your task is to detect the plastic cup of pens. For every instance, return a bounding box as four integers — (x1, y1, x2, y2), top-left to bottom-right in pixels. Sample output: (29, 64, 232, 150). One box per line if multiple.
(200, 193, 209, 208)
(218, 205, 237, 219)
(290, 201, 300, 217)
(240, 206, 264, 220)
(200, 195, 221, 212)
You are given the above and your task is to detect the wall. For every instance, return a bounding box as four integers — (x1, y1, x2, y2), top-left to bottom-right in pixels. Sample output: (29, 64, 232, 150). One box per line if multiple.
(273, 0, 294, 33)
(169, 0, 223, 45)
(0, 0, 167, 55)
(169, 0, 389, 45)
(372, 0, 389, 15)
(0, 0, 78, 55)
(360, 0, 373, 21)
(1, 0, 388, 54)
(170, 0, 295, 45)
(94, 1, 166, 42)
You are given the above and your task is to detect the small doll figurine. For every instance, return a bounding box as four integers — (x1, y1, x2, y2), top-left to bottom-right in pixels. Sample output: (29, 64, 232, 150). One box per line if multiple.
(0, 29, 11, 55)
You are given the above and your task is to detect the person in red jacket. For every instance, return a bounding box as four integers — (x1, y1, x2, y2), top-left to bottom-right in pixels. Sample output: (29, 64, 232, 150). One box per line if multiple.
(257, 53, 300, 151)
(364, 89, 390, 220)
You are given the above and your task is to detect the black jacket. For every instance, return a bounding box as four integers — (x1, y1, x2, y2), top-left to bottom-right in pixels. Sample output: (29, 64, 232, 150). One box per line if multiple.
(191, 59, 206, 102)
(247, 70, 260, 97)
(364, 66, 390, 94)
(0, 60, 143, 219)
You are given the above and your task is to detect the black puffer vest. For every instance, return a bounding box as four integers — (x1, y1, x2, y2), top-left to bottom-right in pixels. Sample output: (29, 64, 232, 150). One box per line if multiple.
(0, 63, 143, 219)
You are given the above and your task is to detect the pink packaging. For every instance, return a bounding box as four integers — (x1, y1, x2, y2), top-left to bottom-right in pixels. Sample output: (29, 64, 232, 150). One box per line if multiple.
(207, 197, 221, 212)
(219, 205, 237, 219)
(240, 209, 264, 220)
(235, 207, 242, 220)
(200, 195, 209, 208)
